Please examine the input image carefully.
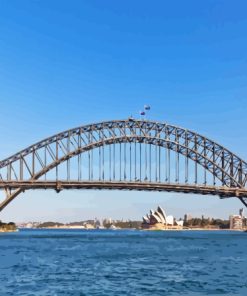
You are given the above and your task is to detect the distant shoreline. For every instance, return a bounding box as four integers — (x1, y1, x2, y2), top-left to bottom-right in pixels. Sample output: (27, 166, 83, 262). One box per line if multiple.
(0, 229, 18, 233)
(142, 228, 244, 231)
(18, 227, 245, 232)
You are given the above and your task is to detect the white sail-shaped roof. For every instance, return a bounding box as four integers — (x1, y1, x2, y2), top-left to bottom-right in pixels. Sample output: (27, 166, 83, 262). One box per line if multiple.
(152, 212, 162, 223)
(142, 215, 150, 224)
(155, 210, 166, 224)
(150, 210, 162, 223)
(157, 206, 167, 221)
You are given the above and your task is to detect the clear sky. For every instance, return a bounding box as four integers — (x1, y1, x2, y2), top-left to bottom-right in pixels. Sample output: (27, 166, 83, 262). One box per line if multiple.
(0, 0, 247, 222)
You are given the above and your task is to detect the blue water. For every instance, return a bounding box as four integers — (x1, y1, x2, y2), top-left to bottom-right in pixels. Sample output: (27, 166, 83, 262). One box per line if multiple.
(0, 229, 247, 295)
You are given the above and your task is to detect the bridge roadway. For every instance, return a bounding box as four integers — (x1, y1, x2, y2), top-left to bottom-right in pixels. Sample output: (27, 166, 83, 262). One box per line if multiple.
(1, 181, 247, 198)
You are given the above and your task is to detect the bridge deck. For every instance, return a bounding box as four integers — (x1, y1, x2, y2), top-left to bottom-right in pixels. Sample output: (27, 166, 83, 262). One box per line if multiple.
(1, 181, 247, 198)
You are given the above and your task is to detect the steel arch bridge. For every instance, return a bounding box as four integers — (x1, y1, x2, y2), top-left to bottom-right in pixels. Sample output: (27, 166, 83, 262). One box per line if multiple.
(1, 118, 247, 212)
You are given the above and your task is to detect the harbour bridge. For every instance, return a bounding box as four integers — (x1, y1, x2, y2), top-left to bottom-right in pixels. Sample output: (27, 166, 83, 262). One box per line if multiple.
(1, 118, 247, 212)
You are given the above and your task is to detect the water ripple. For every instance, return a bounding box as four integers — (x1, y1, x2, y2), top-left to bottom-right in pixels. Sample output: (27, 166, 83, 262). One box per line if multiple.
(1, 229, 247, 295)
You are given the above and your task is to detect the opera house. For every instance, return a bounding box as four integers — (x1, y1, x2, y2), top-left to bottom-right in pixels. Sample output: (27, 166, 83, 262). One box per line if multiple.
(142, 206, 184, 230)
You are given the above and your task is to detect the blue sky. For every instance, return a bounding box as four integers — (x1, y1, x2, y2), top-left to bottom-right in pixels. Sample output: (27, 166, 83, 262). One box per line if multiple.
(0, 1, 247, 222)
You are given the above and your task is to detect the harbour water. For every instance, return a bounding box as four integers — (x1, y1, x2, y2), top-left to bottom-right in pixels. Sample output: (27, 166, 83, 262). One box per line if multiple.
(0, 229, 247, 295)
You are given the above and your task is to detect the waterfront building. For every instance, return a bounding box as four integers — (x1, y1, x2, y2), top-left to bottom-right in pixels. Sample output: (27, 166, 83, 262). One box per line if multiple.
(176, 220, 184, 227)
(230, 215, 243, 230)
(229, 209, 245, 230)
(142, 206, 183, 230)
(103, 218, 112, 224)
(17, 222, 41, 228)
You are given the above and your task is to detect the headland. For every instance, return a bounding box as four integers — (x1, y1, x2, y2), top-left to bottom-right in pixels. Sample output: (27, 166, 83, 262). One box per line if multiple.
(0, 221, 17, 233)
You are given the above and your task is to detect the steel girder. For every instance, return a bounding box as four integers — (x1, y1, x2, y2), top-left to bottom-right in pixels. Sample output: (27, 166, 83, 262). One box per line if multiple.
(0, 118, 247, 212)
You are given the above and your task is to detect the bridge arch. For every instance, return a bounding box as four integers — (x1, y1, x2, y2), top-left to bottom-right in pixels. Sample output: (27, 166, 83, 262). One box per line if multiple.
(1, 118, 247, 211)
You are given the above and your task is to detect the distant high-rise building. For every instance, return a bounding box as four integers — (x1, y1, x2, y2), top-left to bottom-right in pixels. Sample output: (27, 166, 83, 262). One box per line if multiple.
(184, 214, 192, 222)
(229, 215, 243, 230)
(229, 208, 246, 230)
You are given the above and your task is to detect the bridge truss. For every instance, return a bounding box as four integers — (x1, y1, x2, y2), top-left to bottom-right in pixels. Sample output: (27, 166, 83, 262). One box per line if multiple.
(1, 118, 247, 211)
